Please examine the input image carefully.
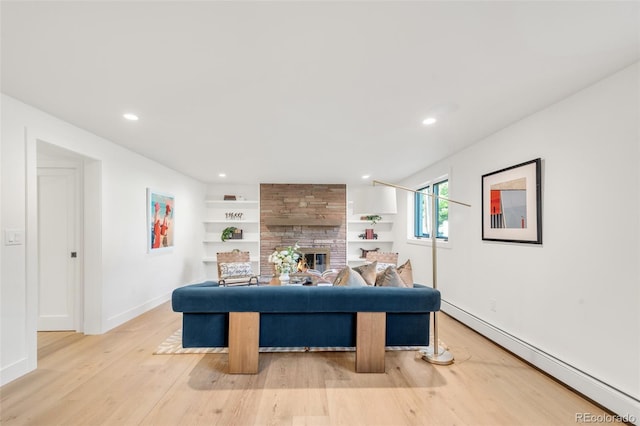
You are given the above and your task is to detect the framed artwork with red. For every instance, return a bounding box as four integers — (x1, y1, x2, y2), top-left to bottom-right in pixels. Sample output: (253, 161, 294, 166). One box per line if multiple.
(482, 158, 542, 244)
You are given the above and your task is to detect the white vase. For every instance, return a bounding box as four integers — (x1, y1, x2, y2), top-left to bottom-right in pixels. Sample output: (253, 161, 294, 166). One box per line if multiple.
(279, 272, 290, 282)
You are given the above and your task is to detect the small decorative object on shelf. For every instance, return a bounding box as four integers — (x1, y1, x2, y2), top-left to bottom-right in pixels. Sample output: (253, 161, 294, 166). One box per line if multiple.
(268, 244, 300, 279)
(360, 247, 379, 258)
(224, 195, 237, 200)
(360, 215, 382, 225)
(358, 230, 378, 240)
(221, 226, 243, 241)
(225, 212, 244, 220)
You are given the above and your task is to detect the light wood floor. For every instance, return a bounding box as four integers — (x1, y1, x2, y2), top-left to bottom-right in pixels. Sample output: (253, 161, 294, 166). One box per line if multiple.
(1, 302, 613, 426)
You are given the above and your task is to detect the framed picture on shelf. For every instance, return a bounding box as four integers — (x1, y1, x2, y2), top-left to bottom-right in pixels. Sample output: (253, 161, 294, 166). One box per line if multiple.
(147, 188, 175, 252)
(481, 158, 542, 244)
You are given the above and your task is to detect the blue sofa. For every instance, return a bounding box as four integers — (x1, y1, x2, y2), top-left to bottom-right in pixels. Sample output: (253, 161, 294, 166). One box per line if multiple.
(171, 281, 441, 373)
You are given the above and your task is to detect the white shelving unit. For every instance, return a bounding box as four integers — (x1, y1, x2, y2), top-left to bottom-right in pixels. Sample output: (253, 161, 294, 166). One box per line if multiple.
(202, 198, 260, 279)
(346, 218, 395, 266)
(345, 188, 397, 265)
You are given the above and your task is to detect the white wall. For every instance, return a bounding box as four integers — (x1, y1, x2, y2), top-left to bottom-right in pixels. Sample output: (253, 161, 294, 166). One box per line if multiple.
(205, 183, 260, 201)
(1, 94, 206, 385)
(394, 63, 640, 418)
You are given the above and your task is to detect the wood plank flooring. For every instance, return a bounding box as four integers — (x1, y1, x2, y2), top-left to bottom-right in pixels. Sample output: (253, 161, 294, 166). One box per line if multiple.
(0, 302, 613, 425)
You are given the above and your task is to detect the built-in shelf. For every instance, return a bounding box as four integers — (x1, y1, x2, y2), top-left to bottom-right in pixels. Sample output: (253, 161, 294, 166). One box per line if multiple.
(263, 218, 343, 226)
(203, 190, 261, 279)
(347, 220, 393, 224)
(346, 190, 396, 265)
(203, 238, 259, 243)
(204, 199, 259, 205)
(203, 220, 259, 224)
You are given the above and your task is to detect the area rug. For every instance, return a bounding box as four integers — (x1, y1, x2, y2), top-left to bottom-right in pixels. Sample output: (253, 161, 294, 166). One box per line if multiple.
(154, 329, 428, 355)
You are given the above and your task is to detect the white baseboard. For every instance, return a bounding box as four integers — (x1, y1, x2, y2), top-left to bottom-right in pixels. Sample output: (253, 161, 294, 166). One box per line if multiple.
(103, 292, 172, 333)
(0, 357, 32, 387)
(441, 301, 640, 424)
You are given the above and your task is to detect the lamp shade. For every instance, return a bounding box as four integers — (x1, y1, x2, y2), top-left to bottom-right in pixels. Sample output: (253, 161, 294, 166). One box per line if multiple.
(352, 186, 398, 214)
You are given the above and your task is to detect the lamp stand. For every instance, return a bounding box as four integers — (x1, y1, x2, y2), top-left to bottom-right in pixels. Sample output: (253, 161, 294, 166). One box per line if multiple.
(371, 181, 470, 366)
(420, 313, 454, 365)
(420, 194, 454, 365)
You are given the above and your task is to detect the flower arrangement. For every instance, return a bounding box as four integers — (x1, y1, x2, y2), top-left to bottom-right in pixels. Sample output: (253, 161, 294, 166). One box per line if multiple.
(268, 244, 300, 274)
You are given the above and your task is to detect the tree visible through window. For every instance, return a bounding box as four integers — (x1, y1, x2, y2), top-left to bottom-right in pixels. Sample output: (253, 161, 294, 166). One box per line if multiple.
(414, 180, 449, 240)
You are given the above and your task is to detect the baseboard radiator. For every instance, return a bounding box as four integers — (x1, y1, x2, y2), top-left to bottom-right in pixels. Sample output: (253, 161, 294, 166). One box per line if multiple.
(441, 301, 640, 423)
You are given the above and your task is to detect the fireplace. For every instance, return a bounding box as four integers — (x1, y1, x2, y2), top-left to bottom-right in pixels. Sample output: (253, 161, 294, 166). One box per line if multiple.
(297, 247, 330, 273)
(277, 247, 331, 273)
(260, 184, 346, 273)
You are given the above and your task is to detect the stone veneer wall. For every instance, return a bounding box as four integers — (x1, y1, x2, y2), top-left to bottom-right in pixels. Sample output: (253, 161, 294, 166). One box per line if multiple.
(260, 184, 347, 275)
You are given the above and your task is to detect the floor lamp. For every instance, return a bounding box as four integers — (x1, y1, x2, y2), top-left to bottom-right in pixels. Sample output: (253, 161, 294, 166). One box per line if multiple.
(354, 180, 471, 365)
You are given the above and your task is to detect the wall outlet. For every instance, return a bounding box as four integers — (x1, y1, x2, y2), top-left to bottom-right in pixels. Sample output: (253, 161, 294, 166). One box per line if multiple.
(490, 299, 497, 312)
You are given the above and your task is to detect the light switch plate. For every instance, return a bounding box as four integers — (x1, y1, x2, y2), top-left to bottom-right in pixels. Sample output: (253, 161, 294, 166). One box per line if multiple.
(4, 229, 25, 245)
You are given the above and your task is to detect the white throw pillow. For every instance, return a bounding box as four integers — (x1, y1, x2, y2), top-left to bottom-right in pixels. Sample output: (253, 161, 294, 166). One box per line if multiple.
(333, 267, 367, 287)
(219, 262, 253, 279)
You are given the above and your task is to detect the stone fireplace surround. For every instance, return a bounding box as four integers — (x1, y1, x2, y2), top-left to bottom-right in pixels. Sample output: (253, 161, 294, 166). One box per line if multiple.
(260, 184, 347, 275)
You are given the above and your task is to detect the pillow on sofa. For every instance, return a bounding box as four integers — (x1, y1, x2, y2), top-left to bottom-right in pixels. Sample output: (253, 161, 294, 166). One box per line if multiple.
(352, 261, 377, 286)
(219, 261, 253, 279)
(374, 262, 396, 273)
(375, 266, 410, 288)
(396, 259, 414, 286)
(334, 267, 367, 287)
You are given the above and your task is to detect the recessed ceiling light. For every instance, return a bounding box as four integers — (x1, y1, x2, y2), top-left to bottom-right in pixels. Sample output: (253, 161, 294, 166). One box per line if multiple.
(123, 113, 139, 121)
(218, 173, 227, 178)
(362, 174, 371, 179)
(422, 117, 437, 126)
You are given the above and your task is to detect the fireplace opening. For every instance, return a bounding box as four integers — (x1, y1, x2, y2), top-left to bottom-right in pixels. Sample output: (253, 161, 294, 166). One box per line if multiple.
(279, 247, 330, 273)
(299, 251, 329, 273)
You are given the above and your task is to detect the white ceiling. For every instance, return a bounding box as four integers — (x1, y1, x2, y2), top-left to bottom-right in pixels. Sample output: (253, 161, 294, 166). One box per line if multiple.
(2, 1, 639, 185)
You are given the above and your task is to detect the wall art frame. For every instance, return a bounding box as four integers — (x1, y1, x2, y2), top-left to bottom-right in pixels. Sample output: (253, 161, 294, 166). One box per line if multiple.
(147, 188, 175, 252)
(481, 158, 542, 244)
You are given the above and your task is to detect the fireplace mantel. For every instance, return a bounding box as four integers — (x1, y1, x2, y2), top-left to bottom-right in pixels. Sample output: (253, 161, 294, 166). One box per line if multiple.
(263, 217, 343, 227)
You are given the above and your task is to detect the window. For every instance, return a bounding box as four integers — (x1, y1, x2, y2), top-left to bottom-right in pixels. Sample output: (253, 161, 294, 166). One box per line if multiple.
(414, 180, 448, 240)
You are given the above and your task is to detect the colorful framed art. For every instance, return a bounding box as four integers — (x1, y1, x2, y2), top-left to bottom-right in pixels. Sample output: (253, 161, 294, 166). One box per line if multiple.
(481, 158, 542, 244)
(147, 189, 175, 252)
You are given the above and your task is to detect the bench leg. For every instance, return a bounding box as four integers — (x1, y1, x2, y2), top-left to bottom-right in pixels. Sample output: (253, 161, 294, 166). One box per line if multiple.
(356, 312, 386, 373)
(228, 312, 259, 374)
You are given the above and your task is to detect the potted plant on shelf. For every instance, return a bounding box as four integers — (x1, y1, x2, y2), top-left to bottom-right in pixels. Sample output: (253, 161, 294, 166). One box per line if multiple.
(364, 215, 382, 225)
(221, 226, 243, 242)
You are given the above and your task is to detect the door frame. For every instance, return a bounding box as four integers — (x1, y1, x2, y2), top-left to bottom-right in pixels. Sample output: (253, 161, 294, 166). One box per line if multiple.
(25, 133, 103, 374)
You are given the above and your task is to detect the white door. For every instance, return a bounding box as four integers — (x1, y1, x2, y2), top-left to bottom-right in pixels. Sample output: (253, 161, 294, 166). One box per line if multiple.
(37, 167, 79, 331)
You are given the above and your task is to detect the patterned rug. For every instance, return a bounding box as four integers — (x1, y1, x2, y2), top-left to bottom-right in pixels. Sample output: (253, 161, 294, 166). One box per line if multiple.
(154, 329, 428, 355)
